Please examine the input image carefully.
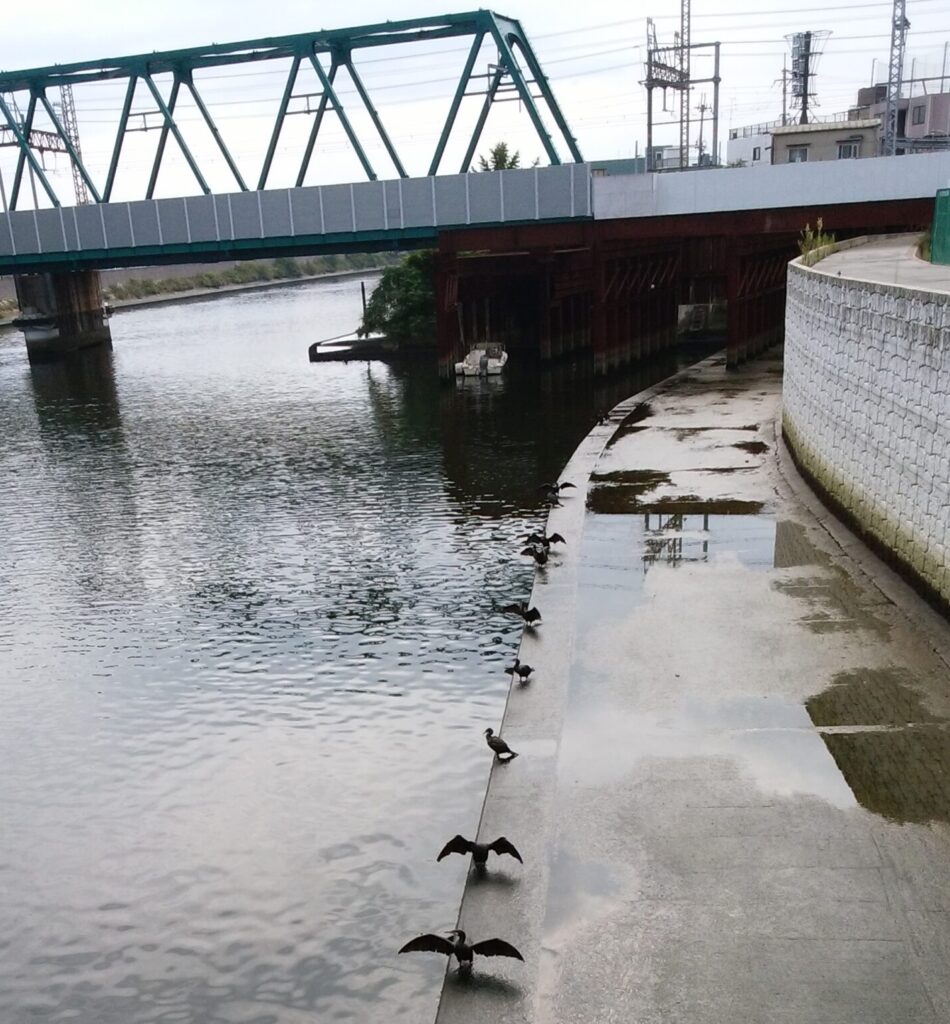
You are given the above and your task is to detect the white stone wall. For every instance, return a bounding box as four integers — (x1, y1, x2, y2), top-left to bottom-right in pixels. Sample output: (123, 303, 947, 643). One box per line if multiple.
(783, 248, 950, 606)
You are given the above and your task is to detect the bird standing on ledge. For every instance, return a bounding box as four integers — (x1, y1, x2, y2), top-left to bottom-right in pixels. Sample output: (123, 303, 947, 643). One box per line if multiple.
(539, 481, 576, 502)
(398, 929, 524, 972)
(525, 531, 566, 548)
(436, 834, 523, 866)
(484, 727, 518, 760)
(506, 658, 534, 684)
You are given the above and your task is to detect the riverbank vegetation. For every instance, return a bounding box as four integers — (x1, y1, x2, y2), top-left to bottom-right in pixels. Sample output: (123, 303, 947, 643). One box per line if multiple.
(798, 218, 836, 266)
(356, 142, 532, 344)
(358, 250, 436, 344)
(103, 252, 399, 302)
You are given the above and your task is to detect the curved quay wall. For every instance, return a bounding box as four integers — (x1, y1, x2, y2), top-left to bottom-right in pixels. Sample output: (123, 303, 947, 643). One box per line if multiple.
(783, 238, 950, 610)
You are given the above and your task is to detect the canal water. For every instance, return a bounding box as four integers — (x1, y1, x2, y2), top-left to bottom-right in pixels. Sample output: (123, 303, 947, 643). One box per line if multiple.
(0, 275, 689, 1023)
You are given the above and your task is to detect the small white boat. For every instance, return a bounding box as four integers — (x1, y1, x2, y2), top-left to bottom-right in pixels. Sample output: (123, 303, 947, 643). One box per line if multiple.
(454, 342, 508, 377)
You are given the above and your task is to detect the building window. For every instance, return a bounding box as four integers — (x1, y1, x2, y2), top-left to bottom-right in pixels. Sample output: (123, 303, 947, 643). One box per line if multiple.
(837, 141, 861, 159)
(912, 104, 925, 125)
(787, 146, 808, 163)
(752, 146, 761, 161)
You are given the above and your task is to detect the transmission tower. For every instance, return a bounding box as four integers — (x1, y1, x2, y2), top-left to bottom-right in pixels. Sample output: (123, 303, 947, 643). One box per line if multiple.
(883, 0, 910, 155)
(58, 84, 89, 205)
(679, 0, 691, 172)
(786, 31, 829, 124)
(644, 5, 719, 172)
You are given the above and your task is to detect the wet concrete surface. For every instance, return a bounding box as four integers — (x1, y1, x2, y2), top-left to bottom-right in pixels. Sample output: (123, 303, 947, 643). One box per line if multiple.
(435, 350, 950, 1024)
(814, 233, 950, 295)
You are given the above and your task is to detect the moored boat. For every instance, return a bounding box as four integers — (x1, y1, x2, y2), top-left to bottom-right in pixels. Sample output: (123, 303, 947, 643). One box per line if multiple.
(454, 342, 507, 377)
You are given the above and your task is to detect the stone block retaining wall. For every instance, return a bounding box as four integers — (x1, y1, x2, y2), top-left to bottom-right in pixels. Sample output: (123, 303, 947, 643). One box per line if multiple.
(783, 240, 950, 608)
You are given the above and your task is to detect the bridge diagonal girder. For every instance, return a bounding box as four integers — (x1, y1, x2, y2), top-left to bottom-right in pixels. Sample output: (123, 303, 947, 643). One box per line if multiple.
(0, 11, 582, 208)
(182, 72, 248, 192)
(141, 72, 211, 195)
(258, 55, 303, 191)
(103, 76, 137, 202)
(4, 92, 42, 208)
(488, 21, 560, 166)
(35, 91, 102, 203)
(428, 30, 486, 176)
(340, 54, 408, 178)
(307, 54, 377, 182)
(458, 64, 506, 173)
(295, 61, 338, 188)
(146, 75, 183, 200)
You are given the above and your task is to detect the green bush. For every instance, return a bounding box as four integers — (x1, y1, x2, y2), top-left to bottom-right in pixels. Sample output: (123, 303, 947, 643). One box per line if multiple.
(358, 250, 435, 343)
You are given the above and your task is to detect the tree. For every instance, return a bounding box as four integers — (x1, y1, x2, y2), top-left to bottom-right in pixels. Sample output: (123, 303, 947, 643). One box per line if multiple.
(358, 250, 436, 344)
(476, 141, 538, 171)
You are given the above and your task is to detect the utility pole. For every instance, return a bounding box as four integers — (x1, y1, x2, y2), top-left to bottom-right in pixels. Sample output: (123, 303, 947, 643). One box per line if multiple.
(696, 93, 708, 163)
(775, 58, 789, 126)
(883, 0, 910, 155)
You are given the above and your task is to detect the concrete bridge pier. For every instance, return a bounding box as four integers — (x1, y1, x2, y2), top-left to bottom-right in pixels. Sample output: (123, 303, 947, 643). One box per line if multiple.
(14, 270, 111, 362)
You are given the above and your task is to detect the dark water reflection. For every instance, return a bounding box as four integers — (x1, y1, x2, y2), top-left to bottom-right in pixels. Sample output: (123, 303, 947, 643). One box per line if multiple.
(0, 276, 695, 1023)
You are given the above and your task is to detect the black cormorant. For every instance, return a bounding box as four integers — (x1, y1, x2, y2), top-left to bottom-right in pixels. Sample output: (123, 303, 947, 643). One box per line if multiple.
(500, 601, 542, 625)
(484, 727, 518, 760)
(398, 929, 524, 970)
(437, 835, 523, 865)
(506, 659, 534, 683)
(539, 481, 576, 495)
(521, 545, 548, 566)
(525, 531, 566, 548)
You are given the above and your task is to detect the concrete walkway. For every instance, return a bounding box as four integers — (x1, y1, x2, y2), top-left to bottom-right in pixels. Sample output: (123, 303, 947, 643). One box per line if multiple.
(814, 232, 950, 295)
(436, 350, 950, 1024)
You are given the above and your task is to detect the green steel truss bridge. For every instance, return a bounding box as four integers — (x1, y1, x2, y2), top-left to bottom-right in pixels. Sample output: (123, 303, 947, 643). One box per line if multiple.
(0, 11, 582, 212)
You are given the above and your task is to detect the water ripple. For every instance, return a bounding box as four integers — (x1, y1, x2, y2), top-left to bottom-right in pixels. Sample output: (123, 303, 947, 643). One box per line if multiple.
(0, 280, 682, 1022)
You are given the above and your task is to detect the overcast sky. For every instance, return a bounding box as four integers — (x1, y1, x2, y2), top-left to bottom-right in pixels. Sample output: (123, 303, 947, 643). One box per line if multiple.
(1, 0, 948, 205)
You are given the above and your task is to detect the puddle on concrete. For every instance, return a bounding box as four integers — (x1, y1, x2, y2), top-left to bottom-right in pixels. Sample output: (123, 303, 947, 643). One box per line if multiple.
(671, 424, 760, 438)
(807, 668, 941, 727)
(807, 669, 949, 823)
(733, 440, 770, 455)
(773, 570, 891, 636)
(641, 513, 777, 572)
(628, 496, 764, 516)
(588, 466, 766, 515)
(535, 846, 621, 1018)
(819, 726, 950, 824)
(589, 469, 672, 489)
(773, 520, 828, 569)
(605, 403, 653, 447)
(557, 695, 856, 809)
(541, 846, 619, 939)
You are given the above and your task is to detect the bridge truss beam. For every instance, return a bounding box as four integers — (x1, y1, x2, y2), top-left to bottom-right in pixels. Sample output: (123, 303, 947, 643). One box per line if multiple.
(0, 10, 582, 210)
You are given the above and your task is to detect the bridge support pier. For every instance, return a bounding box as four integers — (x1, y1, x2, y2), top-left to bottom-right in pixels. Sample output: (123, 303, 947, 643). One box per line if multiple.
(726, 247, 791, 368)
(435, 257, 460, 379)
(14, 270, 111, 362)
(591, 244, 678, 375)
